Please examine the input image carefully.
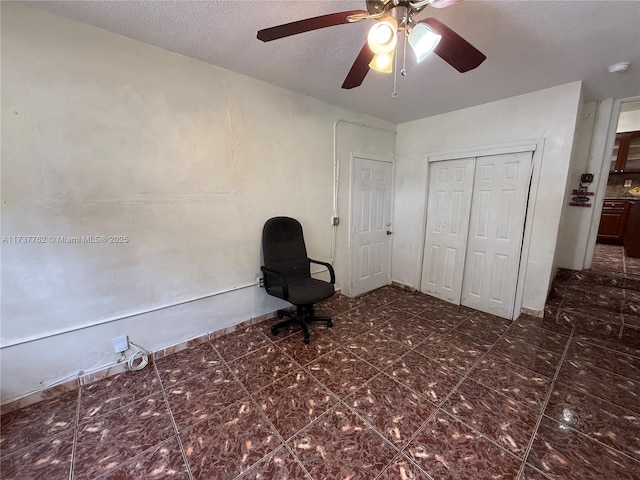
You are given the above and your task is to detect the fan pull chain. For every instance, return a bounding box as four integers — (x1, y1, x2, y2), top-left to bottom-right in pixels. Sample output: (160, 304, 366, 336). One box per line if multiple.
(391, 29, 409, 99)
(401, 29, 408, 76)
(391, 41, 399, 99)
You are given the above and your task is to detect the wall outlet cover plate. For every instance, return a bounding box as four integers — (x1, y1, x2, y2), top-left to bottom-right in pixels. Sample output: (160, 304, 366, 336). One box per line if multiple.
(112, 335, 129, 354)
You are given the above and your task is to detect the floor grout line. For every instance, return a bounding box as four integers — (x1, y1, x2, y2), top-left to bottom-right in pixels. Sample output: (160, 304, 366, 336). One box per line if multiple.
(515, 324, 575, 479)
(318, 310, 544, 478)
(271, 309, 455, 479)
(67, 386, 82, 480)
(353, 318, 515, 472)
(536, 410, 640, 466)
(212, 338, 318, 480)
(396, 322, 529, 461)
(153, 360, 195, 480)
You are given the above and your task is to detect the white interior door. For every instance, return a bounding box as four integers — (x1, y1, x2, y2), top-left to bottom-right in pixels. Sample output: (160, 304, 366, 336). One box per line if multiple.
(420, 158, 475, 303)
(460, 152, 533, 318)
(351, 157, 393, 296)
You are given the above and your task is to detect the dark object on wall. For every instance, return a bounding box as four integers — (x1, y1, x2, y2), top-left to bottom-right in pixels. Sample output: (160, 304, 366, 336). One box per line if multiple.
(569, 181, 594, 208)
(581, 173, 594, 183)
(261, 217, 335, 344)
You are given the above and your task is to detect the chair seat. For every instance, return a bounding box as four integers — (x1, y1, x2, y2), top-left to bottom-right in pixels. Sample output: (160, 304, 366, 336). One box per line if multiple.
(268, 277, 334, 305)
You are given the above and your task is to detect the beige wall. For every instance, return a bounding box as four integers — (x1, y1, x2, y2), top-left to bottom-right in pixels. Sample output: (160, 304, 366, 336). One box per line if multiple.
(0, 4, 396, 402)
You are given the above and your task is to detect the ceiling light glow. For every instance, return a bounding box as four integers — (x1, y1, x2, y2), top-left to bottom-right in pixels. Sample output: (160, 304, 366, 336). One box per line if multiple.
(408, 23, 442, 63)
(369, 52, 394, 73)
(367, 18, 398, 55)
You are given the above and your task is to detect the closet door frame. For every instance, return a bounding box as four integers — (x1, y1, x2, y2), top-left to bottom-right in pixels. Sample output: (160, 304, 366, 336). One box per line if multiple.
(416, 139, 545, 319)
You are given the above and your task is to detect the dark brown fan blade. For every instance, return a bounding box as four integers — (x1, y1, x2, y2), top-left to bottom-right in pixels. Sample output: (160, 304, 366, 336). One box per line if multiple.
(421, 17, 486, 72)
(342, 42, 375, 89)
(257, 10, 367, 42)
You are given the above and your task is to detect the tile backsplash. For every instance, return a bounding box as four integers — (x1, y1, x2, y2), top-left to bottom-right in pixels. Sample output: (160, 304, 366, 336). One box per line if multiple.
(605, 172, 640, 198)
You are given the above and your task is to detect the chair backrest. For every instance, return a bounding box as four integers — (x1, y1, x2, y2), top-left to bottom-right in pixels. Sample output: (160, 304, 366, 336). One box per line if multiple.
(262, 217, 310, 281)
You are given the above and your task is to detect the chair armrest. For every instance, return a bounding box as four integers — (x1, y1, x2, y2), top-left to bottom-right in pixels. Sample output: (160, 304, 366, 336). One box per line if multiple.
(308, 258, 336, 284)
(260, 266, 289, 299)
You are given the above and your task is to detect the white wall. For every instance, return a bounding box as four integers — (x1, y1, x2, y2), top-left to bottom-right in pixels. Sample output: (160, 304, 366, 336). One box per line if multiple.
(554, 100, 598, 270)
(392, 82, 582, 314)
(0, 4, 395, 402)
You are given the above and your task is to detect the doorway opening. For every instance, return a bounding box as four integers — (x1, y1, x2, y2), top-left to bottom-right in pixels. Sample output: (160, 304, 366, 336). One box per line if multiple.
(593, 99, 640, 276)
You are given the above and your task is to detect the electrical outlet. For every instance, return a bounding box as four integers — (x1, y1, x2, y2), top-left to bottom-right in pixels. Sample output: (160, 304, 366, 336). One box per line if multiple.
(331, 216, 339, 226)
(112, 335, 129, 354)
(624, 179, 633, 188)
(259, 277, 264, 288)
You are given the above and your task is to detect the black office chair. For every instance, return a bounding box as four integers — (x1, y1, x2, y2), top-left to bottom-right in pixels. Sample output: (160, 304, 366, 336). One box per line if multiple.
(261, 216, 335, 344)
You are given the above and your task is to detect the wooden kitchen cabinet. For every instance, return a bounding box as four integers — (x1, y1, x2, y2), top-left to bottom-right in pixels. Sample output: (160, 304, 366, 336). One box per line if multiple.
(624, 200, 640, 257)
(610, 130, 640, 173)
(597, 200, 631, 244)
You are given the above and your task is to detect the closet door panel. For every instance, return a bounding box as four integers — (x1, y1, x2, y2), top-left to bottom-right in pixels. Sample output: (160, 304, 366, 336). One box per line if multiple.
(460, 151, 533, 319)
(420, 158, 475, 303)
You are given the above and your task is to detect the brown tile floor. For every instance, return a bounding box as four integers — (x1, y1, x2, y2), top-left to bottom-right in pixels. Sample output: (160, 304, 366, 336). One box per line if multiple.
(545, 242, 640, 347)
(591, 243, 640, 276)
(2, 283, 640, 480)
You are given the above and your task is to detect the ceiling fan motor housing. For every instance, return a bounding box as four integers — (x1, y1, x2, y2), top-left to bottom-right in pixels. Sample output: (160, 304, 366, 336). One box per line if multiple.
(366, 0, 387, 15)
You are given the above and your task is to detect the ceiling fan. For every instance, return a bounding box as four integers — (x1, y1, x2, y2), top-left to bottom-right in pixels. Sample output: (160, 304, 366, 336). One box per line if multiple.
(257, 0, 486, 90)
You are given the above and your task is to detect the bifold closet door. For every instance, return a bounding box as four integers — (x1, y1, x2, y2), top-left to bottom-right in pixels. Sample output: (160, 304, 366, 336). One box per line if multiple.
(420, 158, 475, 303)
(460, 151, 533, 318)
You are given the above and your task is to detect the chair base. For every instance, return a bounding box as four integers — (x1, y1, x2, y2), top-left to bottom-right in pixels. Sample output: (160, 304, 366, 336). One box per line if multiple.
(270, 305, 332, 344)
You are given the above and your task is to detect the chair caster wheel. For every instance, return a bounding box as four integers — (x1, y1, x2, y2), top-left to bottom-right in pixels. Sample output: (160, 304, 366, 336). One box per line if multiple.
(303, 336, 310, 344)
(271, 326, 279, 336)
(327, 320, 333, 328)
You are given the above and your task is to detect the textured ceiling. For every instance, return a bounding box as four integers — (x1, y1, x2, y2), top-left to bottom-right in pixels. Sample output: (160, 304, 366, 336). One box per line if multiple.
(28, 0, 640, 124)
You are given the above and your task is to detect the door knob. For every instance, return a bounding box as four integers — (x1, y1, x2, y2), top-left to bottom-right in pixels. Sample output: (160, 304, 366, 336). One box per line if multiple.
(386, 230, 393, 235)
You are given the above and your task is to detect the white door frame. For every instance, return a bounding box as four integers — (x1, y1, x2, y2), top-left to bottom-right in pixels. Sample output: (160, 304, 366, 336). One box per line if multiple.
(415, 139, 544, 319)
(348, 153, 395, 297)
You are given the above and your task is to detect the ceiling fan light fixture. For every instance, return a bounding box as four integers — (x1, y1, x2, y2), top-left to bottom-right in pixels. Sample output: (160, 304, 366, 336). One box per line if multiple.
(408, 23, 442, 63)
(367, 18, 398, 55)
(369, 52, 394, 73)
